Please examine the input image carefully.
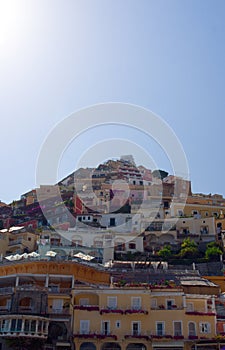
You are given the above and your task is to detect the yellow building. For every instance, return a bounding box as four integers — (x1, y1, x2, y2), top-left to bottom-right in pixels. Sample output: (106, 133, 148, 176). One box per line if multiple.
(0, 261, 222, 350)
(0, 228, 38, 257)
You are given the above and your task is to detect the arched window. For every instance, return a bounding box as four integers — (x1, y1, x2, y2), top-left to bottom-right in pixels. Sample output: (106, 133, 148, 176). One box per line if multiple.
(188, 322, 196, 336)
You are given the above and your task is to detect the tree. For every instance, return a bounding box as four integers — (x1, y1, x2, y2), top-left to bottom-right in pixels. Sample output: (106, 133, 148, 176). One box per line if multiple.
(158, 245, 172, 260)
(152, 169, 168, 180)
(179, 237, 199, 259)
(205, 242, 223, 260)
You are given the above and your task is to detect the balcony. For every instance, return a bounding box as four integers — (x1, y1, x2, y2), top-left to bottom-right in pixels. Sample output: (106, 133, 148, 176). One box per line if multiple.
(73, 333, 117, 340)
(188, 335, 198, 340)
(8, 239, 23, 246)
(74, 305, 99, 311)
(151, 334, 173, 340)
(100, 308, 124, 315)
(186, 311, 216, 316)
(0, 308, 10, 315)
(124, 334, 149, 340)
(48, 308, 70, 316)
(0, 287, 14, 295)
(0, 315, 49, 339)
(124, 309, 148, 315)
(48, 287, 71, 295)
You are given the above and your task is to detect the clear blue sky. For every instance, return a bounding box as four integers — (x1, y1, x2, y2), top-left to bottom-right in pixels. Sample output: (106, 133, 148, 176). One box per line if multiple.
(0, 0, 224, 203)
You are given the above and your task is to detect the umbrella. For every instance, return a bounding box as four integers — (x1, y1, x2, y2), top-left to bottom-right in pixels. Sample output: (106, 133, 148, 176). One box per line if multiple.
(45, 251, 57, 257)
(74, 252, 95, 261)
(28, 252, 40, 258)
(13, 254, 22, 261)
(5, 254, 22, 261)
(5, 255, 14, 261)
(21, 253, 29, 259)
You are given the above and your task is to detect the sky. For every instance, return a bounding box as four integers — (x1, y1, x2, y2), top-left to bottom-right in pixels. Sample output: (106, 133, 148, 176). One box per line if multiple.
(0, 0, 225, 203)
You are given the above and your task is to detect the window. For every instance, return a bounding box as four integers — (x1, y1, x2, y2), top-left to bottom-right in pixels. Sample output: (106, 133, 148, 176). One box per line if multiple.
(11, 319, 16, 331)
(109, 218, 115, 227)
(1, 319, 9, 332)
(156, 322, 165, 336)
(116, 321, 121, 328)
(132, 321, 140, 335)
(80, 320, 90, 334)
(186, 302, 194, 312)
(178, 210, 184, 217)
(200, 226, 208, 234)
(132, 297, 141, 310)
(129, 242, 136, 250)
(49, 285, 59, 292)
(167, 300, 175, 310)
(107, 296, 117, 309)
(24, 320, 30, 332)
(52, 299, 63, 312)
(17, 319, 22, 331)
(102, 321, 110, 335)
(189, 322, 196, 336)
(79, 298, 89, 306)
(151, 298, 157, 309)
(200, 322, 210, 333)
(31, 320, 36, 332)
(174, 321, 182, 336)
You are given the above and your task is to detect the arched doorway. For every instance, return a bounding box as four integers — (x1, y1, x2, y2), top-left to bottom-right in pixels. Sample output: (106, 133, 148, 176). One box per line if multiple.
(80, 342, 96, 350)
(48, 321, 67, 343)
(101, 343, 121, 350)
(126, 344, 146, 350)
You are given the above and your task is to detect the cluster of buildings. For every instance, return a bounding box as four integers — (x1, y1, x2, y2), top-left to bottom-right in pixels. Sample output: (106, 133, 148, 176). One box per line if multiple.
(0, 157, 225, 262)
(1, 157, 225, 349)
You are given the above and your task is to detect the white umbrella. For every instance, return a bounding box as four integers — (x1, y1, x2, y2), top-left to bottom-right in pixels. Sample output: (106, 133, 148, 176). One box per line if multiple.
(45, 251, 57, 257)
(13, 254, 22, 261)
(5, 255, 14, 261)
(28, 252, 40, 258)
(9, 226, 24, 232)
(21, 253, 29, 259)
(74, 252, 95, 261)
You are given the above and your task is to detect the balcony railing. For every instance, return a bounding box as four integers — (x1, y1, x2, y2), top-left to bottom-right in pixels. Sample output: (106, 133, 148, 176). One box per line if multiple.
(124, 309, 148, 315)
(0, 287, 14, 295)
(0, 308, 10, 315)
(0, 315, 49, 339)
(151, 333, 184, 340)
(48, 287, 71, 294)
(73, 333, 117, 340)
(48, 308, 70, 315)
(151, 334, 173, 339)
(74, 305, 99, 311)
(151, 305, 183, 310)
(124, 334, 149, 340)
(8, 239, 23, 246)
(100, 308, 124, 315)
(186, 311, 216, 316)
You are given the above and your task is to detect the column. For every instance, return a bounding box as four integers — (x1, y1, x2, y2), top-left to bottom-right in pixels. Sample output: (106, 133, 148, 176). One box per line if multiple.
(182, 295, 186, 308)
(35, 320, 38, 334)
(15, 276, 19, 287)
(45, 274, 49, 288)
(21, 319, 25, 333)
